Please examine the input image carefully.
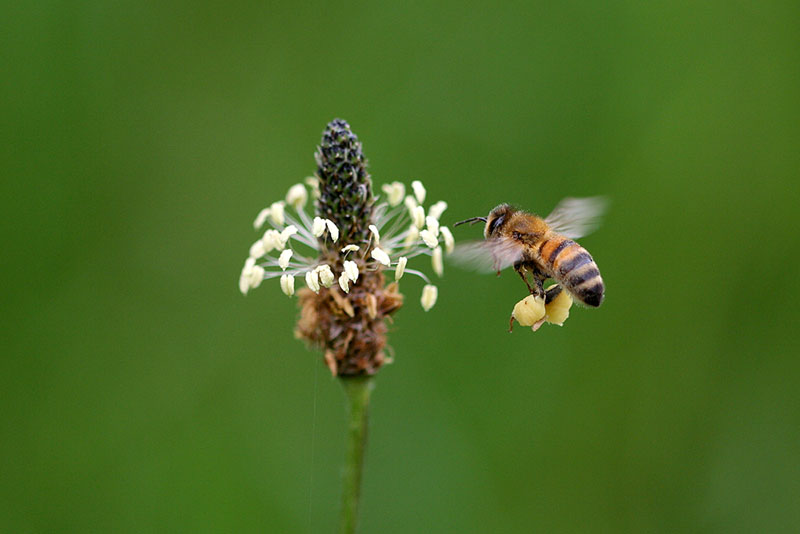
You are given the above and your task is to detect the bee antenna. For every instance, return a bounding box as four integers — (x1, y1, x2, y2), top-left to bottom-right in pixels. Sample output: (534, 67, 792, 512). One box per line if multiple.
(454, 217, 487, 227)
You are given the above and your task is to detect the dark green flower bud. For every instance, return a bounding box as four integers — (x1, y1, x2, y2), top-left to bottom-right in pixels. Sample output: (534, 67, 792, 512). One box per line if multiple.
(315, 119, 374, 246)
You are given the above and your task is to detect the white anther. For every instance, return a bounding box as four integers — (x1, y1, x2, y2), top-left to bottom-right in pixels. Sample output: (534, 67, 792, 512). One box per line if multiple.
(425, 215, 440, 237)
(395, 256, 407, 280)
(412, 206, 425, 229)
(404, 225, 420, 247)
(421, 284, 438, 311)
(280, 225, 298, 245)
(371, 247, 391, 266)
(278, 249, 293, 270)
(286, 184, 308, 210)
(428, 201, 448, 220)
(262, 229, 282, 252)
(404, 195, 418, 214)
(411, 180, 426, 204)
(343, 260, 359, 282)
(325, 219, 339, 242)
(440, 226, 455, 254)
(304, 176, 320, 198)
(381, 182, 406, 207)
(280, 274, 295, 296)
(269, 201, 285, 226)
(369, 224, 380, 244)
(254, 208, 271, 230)
(305, 270, 320, 293)
(316, 265, 335, 288)
(249, 265, 265, 290)
(338, 272, 350, 293)
(239, 258, 256, 295)
(249, 239, 267, 259)
(312, 217, 326, 237)
(420, 229, 438, 249)
(432, 246, 443, 277)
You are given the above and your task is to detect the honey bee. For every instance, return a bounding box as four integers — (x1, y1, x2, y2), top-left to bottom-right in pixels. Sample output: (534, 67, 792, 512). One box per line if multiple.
(453, 197, 606, 307)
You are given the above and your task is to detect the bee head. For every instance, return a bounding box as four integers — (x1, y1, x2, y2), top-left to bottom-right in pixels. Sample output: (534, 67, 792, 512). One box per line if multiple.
(485, 204, 516, 238)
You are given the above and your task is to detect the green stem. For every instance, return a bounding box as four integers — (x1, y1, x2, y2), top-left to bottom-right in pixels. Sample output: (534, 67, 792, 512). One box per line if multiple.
(339, 376, 374, 534)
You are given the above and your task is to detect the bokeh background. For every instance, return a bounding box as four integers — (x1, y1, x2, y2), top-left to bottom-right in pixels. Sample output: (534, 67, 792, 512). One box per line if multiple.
(3, 1, 799, 532)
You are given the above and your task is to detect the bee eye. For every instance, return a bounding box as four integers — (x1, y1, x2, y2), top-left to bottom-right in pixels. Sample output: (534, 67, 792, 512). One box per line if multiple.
(489, 214, 505, 235)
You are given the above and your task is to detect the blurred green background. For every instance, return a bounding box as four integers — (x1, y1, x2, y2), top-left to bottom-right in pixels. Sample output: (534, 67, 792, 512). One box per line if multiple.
(3, 1, 799, 532)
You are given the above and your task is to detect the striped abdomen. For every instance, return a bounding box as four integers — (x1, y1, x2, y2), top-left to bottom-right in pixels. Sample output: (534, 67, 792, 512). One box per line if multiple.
(538, 235, 604, 307)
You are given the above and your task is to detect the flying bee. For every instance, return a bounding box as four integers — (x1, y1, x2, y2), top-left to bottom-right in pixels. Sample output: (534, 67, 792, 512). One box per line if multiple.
(453, 197, 606, 308)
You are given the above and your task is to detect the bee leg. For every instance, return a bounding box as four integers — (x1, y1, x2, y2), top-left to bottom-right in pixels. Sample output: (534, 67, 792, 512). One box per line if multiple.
(526, 266, 548, 300)
(515, 265, 537, 294)
(533, 275, 546, 299)
(508, 315, 515, 333)
(545, 284, 562, 304)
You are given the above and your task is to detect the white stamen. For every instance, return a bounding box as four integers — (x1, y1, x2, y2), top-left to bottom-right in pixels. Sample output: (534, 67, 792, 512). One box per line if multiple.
(304, 176, 320, 198)
(343, 260, 359, 282)
(325, 219, 339, 242)
(404, 195, 418, 214)
(269, 201, 285, 226)
(240, 178, 454, 302)
(280, 274, 295, 296)
(249, 265, 265, 290)
(286, 184, 308, 210)
(305, 270, 320, 293)
(420, 229, 438, 249)
(428, 201, 448, 220)
(338, 272, 350, 293)
(381, 182, 405, 207)
(239, 258, 256, 295)
(249, 239, 267, 259)
(412, 206, 425, 229)
(278, 249, 293, 270)
(404, 225, 420, 247)
(440, 226, 455, 254)
(254, 208, 271, 230)
(316, 265, 335, 287)
(272, 232, 287, 251)
(411, 180, 426, 204)
(432, 246, 443, 277)
(280, 225, 298, 245)
(371, 247, 391, 266)
(369, 224, 380, 244)
(312, 217, 326, 237)
(262, 230, 282, 252)
(425, 215, 440, 237)
(421, 284, 438, 311)
(395, 256, 407, 280)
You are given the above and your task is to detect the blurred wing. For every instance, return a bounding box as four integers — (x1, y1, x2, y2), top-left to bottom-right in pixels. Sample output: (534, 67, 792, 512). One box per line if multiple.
(450, 238, 524, 274)
(545, 196, 607, 239)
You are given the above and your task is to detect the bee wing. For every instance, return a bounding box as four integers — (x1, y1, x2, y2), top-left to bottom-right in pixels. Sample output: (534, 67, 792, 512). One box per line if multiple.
(450, 238, 524, 273)
(544, 196, 607, 239)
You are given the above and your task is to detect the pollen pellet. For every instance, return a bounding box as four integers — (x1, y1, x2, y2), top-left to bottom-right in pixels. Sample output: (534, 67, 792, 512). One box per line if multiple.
(512, 295, 546, 327)
(544, 287, 573, 326)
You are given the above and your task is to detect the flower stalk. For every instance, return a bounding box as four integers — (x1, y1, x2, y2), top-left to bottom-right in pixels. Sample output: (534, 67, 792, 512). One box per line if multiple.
(339, 376, 374, 534)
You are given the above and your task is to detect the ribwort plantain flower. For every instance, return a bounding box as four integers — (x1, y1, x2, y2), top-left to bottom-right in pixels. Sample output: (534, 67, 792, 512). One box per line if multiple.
(239, 119, 453, 376)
